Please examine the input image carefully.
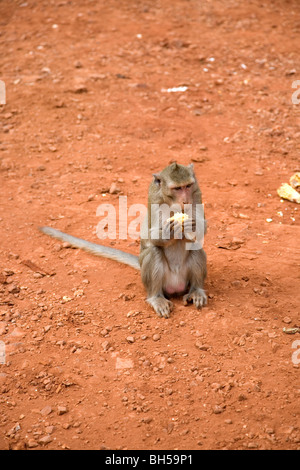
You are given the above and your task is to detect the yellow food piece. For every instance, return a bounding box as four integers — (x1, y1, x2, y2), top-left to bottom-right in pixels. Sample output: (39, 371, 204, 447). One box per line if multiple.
(167, 212, 189, 224)
(277, 183, 300, 203)
(289, 172, 300, 190)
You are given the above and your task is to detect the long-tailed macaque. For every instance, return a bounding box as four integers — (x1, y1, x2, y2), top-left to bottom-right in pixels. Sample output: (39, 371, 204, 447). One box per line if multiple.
(40, 163, 207, 318)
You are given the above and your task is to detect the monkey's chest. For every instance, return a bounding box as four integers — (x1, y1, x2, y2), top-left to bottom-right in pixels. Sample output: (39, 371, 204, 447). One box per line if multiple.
(162, 244, 189, 295)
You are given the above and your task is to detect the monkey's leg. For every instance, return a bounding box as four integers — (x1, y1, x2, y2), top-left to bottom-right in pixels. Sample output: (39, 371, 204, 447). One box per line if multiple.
(140, 246, 173, 318)
(183, 248, 207, 309)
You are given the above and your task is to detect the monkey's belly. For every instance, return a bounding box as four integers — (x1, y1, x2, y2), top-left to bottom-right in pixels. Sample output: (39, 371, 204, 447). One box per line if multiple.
(164, 283, 187, 295)
(163, 245, 188, 295)
(163, 271, 187, 295)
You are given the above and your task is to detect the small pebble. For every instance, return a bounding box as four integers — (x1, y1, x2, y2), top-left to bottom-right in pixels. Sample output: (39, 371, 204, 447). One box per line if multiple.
(38, 435, 52, 445)
(40, 405, 52, 416)
(57, 405, 68, 415)
(27, 439, 38, 448)
(109, 183, 120, 194)
(7, 285, 20, 294)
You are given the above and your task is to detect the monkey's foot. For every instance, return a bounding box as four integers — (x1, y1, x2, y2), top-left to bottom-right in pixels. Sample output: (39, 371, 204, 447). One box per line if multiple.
(147, 296, 173, 318)
(183, 288, 207, 309)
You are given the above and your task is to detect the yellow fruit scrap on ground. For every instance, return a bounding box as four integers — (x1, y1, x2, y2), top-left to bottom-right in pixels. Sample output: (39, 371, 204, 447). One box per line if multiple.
(277, 183, 300, 204)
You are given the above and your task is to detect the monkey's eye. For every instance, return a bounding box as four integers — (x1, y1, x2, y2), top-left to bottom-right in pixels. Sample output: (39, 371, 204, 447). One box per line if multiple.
(186, 183, 193, 189)
(174, 187, 182, 191)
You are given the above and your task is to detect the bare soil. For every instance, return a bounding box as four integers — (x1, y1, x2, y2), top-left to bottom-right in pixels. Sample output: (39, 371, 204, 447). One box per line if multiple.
(0, 0, 299, 450)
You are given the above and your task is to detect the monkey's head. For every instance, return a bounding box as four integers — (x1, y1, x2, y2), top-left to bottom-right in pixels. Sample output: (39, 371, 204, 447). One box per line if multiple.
(153, 162, 196, 209)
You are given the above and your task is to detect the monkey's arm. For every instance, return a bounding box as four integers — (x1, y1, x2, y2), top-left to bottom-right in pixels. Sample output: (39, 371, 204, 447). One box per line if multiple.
(39, 227, 140, 270)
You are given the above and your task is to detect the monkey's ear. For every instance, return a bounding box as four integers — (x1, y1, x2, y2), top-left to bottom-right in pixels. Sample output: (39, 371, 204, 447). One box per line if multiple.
(153, 173, 161, 186)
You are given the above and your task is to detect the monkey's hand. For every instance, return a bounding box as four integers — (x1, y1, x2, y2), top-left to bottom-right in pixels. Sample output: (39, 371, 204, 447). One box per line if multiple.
(182, 218, 196, 234)
(182, 218, 197, 242)
(183, 288, 207, 309)
(164, 218, 188, 240)
(150, 219, 181, 244)
(167, 218, 197, 240)
(150, 218, 196, 244)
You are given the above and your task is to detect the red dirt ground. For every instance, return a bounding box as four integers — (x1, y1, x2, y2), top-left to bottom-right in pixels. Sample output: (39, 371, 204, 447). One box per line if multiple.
(0, 0, 299, 450)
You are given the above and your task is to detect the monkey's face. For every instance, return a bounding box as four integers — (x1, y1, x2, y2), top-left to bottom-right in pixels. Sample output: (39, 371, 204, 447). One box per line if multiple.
(168, 181, 195, 209)
(154, 163, 196, 209)
(160, 177, 195, 209)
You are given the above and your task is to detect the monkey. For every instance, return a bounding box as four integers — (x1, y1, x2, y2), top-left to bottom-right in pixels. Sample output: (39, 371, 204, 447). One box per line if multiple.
(139, 162, 207, 317)
(39, 162, 207, 318)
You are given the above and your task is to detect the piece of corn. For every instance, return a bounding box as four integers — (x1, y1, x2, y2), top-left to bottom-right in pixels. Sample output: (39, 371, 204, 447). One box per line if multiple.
(277, 183, 300, 203)
(167, 212, 190, 224)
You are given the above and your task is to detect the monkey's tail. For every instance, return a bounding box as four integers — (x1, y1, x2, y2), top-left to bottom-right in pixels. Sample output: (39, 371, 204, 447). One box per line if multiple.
(39, 226, 140, 270)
